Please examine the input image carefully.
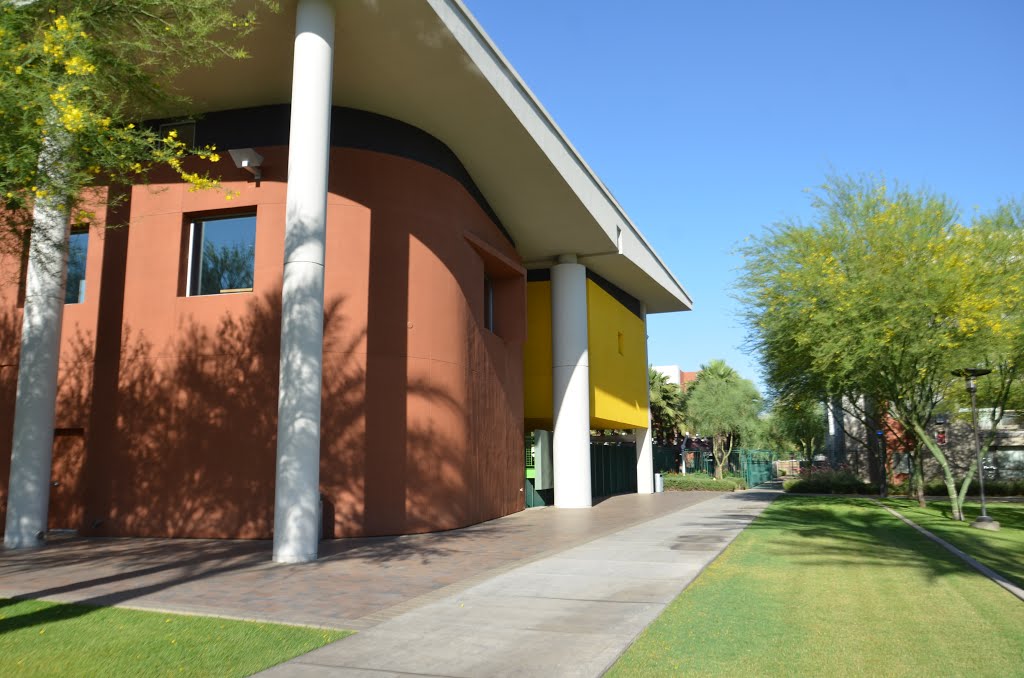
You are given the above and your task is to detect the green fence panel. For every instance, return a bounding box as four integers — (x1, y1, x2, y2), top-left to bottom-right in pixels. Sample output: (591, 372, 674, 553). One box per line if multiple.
(736, 449, 776, 487)
(652, 445, 678, 473)
(590, 442, 636, 498)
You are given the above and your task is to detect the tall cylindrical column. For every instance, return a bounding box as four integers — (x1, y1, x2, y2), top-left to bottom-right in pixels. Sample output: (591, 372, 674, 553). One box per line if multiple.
(4, 131, 71, 549)
(635, 305, 655, 493)
(5, 215, 69, 548)
(551, 255, 592, 508)
(273, 0, 335, 564)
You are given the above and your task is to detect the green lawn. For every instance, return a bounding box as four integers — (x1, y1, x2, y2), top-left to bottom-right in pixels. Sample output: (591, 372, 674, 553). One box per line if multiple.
(0, 599, 349, 677)
(608, 496, 1024, 678)
(883, 499, 1024, 589)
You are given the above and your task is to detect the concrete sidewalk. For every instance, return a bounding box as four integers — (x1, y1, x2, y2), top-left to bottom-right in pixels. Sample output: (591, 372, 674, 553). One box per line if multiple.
(259, 488, 779, 677)
(1, 491, 728, 631)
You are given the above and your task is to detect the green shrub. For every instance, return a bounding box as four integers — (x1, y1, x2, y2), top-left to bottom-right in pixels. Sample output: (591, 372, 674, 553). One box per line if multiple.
(662, 472, 741, 492)
(783, 468, 874, 495)
(922, 479, 1024, 497)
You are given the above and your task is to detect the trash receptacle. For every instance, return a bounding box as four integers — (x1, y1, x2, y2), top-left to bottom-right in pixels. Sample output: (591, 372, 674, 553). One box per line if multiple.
(655, 473, 664, 493)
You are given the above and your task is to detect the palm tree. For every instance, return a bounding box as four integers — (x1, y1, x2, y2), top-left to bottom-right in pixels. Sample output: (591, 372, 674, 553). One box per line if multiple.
(648, 367, 685, 445)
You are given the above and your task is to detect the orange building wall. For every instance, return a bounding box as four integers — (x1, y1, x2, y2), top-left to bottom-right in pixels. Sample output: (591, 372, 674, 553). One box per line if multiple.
(0, 142, 525, 540)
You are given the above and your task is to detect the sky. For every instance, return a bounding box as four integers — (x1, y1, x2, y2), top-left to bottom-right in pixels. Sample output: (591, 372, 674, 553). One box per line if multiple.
(463, 0, 1024, 393)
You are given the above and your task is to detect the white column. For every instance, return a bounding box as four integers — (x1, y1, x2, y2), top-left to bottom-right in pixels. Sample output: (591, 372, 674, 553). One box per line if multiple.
(273, 0, 335, 564)
(551, 255, 592, 508)
(635, 303, 654, 493)
(4, 125, 71, 549)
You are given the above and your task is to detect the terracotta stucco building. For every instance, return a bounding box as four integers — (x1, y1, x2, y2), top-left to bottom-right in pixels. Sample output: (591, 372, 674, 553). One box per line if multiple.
(1, 0, 691, 562)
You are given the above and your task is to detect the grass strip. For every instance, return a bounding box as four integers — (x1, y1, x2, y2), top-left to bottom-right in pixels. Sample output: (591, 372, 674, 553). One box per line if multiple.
(608, 496, 1024, 678)
(882, 499, 1024, 590)
(0, 599, 349, 677)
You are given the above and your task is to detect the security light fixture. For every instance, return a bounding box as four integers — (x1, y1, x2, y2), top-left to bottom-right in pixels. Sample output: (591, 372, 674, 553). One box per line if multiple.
(228, 148, 264, 184)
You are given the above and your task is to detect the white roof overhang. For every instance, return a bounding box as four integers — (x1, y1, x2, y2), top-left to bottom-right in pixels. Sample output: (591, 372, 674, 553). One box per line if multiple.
(171, 0, 692, 313)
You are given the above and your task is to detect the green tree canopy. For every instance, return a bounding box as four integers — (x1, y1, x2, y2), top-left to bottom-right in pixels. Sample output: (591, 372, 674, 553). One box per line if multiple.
(0, 1, 275, 260)
(684, 359, 762, 479)
(770, 396, 826, 461)
(738, 174, 1024, 518)
(648, 366, 685, 445)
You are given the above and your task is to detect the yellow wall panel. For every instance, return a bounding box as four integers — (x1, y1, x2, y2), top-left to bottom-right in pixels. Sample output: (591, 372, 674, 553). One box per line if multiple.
(586, 280, 648, 429)
(523, 277, 648, 431)
(523, 280, 553, 428)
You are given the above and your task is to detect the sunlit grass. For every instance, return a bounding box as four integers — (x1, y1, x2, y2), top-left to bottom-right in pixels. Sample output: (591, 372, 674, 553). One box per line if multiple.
(884, 499, 1024, 589)
(0, 599, 350, 677)
(608, 496, 1024, 677)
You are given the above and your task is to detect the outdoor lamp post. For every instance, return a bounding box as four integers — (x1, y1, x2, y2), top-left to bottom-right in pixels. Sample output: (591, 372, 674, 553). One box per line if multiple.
(875, 428, 887, 498)
(951, 368, 1000, 531)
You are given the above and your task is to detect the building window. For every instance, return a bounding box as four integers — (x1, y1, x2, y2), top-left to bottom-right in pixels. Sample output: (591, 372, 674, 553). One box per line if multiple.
(185, 214, 256, 296)
(483, 274, 495, 332)
(65, 227, 88, 304)
(617, 331, 625, 356)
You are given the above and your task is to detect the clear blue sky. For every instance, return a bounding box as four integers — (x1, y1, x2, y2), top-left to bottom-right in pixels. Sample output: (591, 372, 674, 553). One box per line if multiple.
(463, 0, 1024, 393)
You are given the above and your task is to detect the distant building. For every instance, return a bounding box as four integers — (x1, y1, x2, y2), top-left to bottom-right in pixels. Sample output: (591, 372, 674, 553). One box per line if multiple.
(653, 365, 698, 390)
(830, 398, 1024, 482)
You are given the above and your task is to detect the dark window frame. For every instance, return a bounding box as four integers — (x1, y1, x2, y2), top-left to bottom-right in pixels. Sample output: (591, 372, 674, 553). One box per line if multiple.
(65, 225, 89, 305)
(183, 212, 257, 297)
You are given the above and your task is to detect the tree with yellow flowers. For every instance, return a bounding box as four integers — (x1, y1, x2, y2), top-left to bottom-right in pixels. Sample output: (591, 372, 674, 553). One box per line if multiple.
(1, 1, 276, 255)
(1, 1, 276, 549)
(738, 174, 1024, 521)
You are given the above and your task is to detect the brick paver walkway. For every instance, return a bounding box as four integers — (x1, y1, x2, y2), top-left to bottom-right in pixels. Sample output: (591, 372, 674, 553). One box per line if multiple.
(0, 491, 721, 631)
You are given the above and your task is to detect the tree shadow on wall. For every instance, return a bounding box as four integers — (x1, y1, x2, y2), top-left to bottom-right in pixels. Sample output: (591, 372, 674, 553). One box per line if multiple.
(0, 307, 23, 531)
(48, 290, 355, 539)
(38, 286, 476, 544)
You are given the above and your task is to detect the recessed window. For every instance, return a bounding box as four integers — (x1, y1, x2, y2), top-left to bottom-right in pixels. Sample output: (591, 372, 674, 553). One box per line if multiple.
(617, 331, 624, 356)
(483, 274, 495, 332)
(185, 214, 256, 296)
(65, 227, 88, 304)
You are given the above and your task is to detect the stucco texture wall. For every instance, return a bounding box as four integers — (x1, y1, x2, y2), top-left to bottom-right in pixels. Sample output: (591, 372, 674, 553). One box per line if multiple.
(0, 143, 525, 540)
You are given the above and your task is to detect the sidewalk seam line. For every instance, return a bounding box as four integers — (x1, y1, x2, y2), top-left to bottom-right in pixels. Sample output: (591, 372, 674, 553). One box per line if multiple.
(872, 500, 1024, 603)
(291, 659, 461, 677)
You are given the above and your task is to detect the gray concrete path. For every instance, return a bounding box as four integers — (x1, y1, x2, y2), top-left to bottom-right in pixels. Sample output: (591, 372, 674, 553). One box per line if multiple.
(259, 488, 779, 678)
(1, 491, 725, 631)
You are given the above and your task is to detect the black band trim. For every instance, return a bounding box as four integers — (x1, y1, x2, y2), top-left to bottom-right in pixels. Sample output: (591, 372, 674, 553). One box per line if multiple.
(155, 105, 513, 246)
(525, 268, 642, 320)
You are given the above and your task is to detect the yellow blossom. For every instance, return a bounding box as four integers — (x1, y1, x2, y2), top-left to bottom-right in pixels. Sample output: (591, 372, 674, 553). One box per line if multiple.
(64, 55, 96, 76)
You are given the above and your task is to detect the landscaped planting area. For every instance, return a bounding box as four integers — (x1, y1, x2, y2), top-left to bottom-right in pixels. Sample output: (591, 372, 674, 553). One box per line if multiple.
(0, 599, 349, 677)
(662, 472, 746, 492)
(608, 496, 1024, 677)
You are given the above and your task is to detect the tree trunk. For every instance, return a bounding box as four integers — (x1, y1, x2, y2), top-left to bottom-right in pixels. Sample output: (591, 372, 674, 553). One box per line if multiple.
(956, 460, 977, 514)
(912, 451, 926, 508)
(713, 434, 726, 480)
(910, 421, 961, 520)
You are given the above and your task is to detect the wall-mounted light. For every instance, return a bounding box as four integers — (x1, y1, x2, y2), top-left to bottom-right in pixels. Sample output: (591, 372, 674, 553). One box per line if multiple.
(228, 148, 264, 185)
